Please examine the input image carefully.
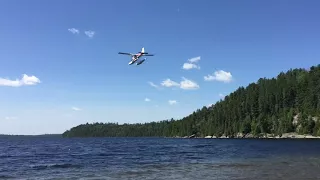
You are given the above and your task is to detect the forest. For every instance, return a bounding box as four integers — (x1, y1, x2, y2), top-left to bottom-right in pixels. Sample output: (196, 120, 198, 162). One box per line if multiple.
(62, 64, 320, 138)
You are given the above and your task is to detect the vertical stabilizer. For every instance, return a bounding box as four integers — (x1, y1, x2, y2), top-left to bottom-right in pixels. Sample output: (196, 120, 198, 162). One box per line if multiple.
(141, 47, 145, 53)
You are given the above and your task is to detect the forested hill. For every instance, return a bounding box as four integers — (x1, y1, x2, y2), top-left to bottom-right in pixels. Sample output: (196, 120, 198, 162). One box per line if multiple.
(62, 64, 320, 138)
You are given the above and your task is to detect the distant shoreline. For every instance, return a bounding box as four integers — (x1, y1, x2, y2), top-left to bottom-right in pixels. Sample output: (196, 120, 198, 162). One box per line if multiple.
(1, 133, 320, 139)
(0, 134, 62, 137)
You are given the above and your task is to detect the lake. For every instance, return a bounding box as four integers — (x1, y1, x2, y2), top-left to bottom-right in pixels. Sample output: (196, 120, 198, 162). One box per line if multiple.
(0, 137, 320, 180)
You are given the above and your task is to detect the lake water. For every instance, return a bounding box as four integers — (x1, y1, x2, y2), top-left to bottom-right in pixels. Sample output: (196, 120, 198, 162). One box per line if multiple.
(0, 137, 320, 180)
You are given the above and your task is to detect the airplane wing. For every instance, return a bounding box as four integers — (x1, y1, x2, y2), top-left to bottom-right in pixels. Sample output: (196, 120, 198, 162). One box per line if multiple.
(143, 54, 154, 56)
(118, 52, 133, 56)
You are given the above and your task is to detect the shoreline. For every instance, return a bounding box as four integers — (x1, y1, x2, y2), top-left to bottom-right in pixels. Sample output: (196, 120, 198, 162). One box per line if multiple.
(174, 132, 320, 139)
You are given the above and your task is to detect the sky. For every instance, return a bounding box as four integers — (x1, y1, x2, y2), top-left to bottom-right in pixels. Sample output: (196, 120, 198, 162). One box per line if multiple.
(0, 0, 320, 135)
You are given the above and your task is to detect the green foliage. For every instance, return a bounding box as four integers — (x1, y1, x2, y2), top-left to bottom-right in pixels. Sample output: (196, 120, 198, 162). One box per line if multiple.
(62, 64, 320, 138)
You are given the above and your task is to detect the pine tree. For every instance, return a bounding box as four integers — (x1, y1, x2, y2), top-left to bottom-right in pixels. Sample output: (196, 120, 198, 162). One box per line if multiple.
(62, 64, 320, 138)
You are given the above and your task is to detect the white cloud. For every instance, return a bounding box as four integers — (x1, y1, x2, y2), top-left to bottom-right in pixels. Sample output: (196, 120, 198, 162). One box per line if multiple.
(145, 98, 150, 102)
(206, 104, 213, 108)
(68, 28, 79, 34)
(168, 100, 177, 105)
(148, 81, 159, 88)
(180, 77, 199, 90)
(72, 107, 81, 111)
(160, 77, 200, 90)
(84, 30, 95, 38)
(188, 56, 201, 63)
(161, 79, 180, 87)
(204, 70, 233, 83)
(182, 56, 201, 70)
(182, 63, 200, 70)
(5, 116, 18, 120)
(219, 93, 225, 98)
(0, 74, 41, 87)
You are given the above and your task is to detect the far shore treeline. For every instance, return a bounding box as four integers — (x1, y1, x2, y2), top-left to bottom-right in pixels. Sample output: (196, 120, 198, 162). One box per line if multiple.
(62, 64, 320, 138)
(0, 134, 62, 138)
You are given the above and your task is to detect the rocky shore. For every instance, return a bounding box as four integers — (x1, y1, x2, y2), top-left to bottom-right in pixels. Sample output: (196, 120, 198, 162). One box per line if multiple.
(175, 132, 320, 139)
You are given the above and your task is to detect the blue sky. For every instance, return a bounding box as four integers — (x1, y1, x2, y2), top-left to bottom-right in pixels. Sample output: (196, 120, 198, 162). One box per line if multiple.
(0, 0, 320, 135)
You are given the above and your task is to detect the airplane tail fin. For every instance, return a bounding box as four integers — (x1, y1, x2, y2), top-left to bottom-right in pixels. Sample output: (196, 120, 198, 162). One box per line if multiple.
(141, 47, 145, 53)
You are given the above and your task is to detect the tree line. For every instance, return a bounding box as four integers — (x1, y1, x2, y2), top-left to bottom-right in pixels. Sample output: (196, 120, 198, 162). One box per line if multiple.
(62, 64, 320, 138)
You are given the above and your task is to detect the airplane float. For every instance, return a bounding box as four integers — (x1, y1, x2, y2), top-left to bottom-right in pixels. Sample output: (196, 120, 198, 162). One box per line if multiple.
(118, 47, 155, 65)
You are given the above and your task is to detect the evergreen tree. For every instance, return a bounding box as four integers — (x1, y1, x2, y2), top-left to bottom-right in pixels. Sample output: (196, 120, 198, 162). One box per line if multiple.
(62, 64, 320, 138)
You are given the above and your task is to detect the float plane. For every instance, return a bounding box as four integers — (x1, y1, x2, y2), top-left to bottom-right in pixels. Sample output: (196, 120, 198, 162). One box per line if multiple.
(118, 47, 154, 65)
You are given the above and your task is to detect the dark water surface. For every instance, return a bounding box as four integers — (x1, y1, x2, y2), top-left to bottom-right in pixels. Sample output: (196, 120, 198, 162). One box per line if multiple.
(0, 137, 320, 179)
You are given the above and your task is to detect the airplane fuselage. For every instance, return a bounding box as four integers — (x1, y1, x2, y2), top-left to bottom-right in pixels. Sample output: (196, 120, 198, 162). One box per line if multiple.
(129, 53, 143, 65)
(119, 47, 151, 65)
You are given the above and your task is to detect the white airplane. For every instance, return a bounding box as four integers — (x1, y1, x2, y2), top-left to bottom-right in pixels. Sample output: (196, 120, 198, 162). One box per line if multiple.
(118, 47, 155, 65)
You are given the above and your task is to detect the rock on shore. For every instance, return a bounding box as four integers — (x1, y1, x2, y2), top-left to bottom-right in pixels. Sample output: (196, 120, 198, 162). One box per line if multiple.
(179, 132, 320, 139)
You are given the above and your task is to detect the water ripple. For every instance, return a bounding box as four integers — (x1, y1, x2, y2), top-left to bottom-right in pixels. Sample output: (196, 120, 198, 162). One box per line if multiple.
(0, 137, 320, 179)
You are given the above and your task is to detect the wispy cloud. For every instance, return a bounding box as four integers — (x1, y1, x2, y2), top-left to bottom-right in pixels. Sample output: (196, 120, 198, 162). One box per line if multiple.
(145, 98, 150, 102)
(148, 81, 160, 89)
(72, 107, 81, 111)
(0, 74, 41, 87)
(182, 56, 201, 70)
(204, 70, 233, 83)
(160, 77, 200, 90)
(168, 100, 177, 105)
(68, 28, 79, 34)
(219, 93, 225, 99)
(188, 56, 201, 63)
(161, 79, 180, 87)
(84, 30, 95, 38)
(68, 28, 95, 38)
(180, 77, 199, 90)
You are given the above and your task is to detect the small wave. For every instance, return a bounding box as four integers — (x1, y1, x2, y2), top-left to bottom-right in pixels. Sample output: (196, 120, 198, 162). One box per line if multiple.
(70, 152, 129, 157)
(212, 163, 255, 168)
(31, 163, 82, 170)
(0, 155, 13, 158)
(0, 175, 15, 179)
(192, 144, 213, 148)
(96, 153, 120, 157)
